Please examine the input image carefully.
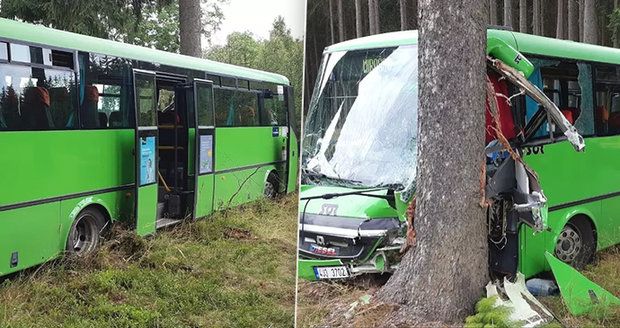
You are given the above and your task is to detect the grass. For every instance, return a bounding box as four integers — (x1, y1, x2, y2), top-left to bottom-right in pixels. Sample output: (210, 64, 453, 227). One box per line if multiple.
(0, 194, 298, 328)
(297, 246, 620, 328)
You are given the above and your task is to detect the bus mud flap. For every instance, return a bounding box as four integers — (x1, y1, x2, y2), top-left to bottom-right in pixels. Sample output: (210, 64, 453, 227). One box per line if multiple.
(486, 273, 554, 327)
(545, 252, 620, 316)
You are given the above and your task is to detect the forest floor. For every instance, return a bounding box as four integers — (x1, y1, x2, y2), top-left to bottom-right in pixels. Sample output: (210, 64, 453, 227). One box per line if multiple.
(296, 245, 620, 328)
(0, 194, 298, 328)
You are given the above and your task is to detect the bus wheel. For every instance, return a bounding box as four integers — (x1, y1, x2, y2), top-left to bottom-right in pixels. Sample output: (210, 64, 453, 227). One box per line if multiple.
(554, 218, 595, 269)
(264, 174, 278, 199)
(66, 208, 105, 255)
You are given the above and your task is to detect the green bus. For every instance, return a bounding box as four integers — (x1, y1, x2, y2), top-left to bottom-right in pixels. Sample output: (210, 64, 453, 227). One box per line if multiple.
(0, 18, 298, 277)
(298, 28, 620, 281)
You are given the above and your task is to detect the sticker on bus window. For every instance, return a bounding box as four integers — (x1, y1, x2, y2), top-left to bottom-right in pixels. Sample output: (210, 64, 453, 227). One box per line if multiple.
(140, 136, 156, 185)
(272, 126, 280, 137)
(199, 135, 213, 174)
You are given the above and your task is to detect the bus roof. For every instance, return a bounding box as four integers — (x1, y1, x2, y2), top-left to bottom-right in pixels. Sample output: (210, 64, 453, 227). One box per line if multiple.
(0, 18, 290, 85)
(324, 28, 620, 67)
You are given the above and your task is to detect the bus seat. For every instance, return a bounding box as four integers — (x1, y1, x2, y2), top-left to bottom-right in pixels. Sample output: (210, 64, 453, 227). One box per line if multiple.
(109, 111, 122, 128)
(22, 86, 53, 129)
(98, 112, 108, 127)
(608, 111, 620, 132)
(49, 87, 70, 127)
(82, 85, 100, 127)
(560, 107, 579, 124)
(485, 73, 516, 143)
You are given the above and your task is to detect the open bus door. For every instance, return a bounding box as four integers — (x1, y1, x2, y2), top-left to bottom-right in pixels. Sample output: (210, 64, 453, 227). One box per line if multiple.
(133, 70, 159, 236)
(285, 86, 298, 193)
(192, 79, 215, 219)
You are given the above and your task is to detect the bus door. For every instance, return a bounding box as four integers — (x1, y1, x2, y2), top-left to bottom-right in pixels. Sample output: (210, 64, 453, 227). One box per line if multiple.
(285, 86, 298, 193)
(192, 79, 215, 219)
(133, 70, 159, 236)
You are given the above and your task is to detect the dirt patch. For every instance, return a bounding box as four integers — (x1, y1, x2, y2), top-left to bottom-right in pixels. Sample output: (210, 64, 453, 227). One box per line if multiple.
(224, 227, 254, 240)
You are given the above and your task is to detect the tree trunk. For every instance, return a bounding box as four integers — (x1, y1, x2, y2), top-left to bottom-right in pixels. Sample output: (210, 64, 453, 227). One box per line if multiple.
(373, 0, 380, 34)
(490, 0, 498, 25)
(579, 0, 585, 41)
(533, 0, 541, 35)
(504, 0, 512, 28)
(329, 0, 335, 44)
(377, 0, 488, 324)
(337, 0, 345, 41)
(368, 0, 376, 35)
(179, 0, 202, 57)
(583, 0, 597, 44)
(557, 0, 566, 39)
(568, 0, 579, 41)
(355, 0, 364, 37)
(519, 0, 527, 33)
(400, 0, 409, 31)
(615, 0, 620, 47)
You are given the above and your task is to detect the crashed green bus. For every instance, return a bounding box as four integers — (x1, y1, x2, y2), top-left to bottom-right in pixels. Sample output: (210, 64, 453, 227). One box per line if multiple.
(298, 28, 620, 282)
(0, 18, 298, 277)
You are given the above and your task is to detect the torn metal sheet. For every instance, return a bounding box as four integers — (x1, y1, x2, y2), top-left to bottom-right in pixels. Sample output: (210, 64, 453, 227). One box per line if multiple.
(545, 252, 620, 316)
(488, 57, 586, 152)
(486, 273, 554, 327)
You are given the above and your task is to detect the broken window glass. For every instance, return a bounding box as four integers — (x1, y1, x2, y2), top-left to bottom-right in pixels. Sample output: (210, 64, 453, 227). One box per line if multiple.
(303, 45, 418, 197)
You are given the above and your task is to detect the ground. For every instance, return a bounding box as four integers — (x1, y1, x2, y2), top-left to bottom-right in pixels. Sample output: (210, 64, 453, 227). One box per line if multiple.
(296, 246, 620, 328)
(0, 194, 297, 328)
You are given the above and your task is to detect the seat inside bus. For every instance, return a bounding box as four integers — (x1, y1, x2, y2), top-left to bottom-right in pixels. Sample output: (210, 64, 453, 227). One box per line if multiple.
(485, 72, 517, 143)
(22, 86, 54, 129)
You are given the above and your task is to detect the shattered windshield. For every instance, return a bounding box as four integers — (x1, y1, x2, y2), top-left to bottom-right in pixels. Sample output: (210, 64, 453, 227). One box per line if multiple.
(303, 45, 418, 194)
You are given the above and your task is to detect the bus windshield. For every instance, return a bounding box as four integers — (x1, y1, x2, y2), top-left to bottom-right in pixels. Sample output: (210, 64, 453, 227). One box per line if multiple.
(303, 45, 418, 194)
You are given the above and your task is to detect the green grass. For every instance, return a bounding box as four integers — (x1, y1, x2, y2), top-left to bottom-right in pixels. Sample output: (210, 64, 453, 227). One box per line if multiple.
(0, 194, 298, 328)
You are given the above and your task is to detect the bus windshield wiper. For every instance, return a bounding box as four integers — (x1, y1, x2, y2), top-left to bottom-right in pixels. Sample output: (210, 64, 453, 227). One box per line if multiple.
(300, 188, 394, 202)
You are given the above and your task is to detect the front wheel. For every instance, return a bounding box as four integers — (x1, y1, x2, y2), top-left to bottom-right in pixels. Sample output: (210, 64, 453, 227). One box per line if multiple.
(264, 174, 279, 199)
(554, 218, 596, 269)
(65, 208, 105, 255)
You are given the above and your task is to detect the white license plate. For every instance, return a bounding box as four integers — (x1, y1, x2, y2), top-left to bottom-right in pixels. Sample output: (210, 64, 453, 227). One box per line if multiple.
(314, 266, 350, 279)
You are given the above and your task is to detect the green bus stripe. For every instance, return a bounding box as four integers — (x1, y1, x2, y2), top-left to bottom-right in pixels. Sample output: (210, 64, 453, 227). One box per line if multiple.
(0, 184, 133, 212)
(214, 160, 286, 175)
(549, 190, 620, 212)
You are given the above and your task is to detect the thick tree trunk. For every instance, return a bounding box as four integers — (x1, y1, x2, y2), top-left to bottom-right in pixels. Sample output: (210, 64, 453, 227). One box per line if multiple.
(400, 0, 409, 31)
(579, 0, 585, 41)
(568, 0, 579, 41)
(583, 0, 597, 44)
(557, 0, 566, 39)
(504, 0, 512, 28)
(355, 0, 364, 37)
(519, 0, 527, 33)
(377, 0, 488, 324)
(533, 0, 541, 35)
(489, 0, 498, 25)
(179, 0, 202, 57)
(337, 0, 345, 41)
(329, 0, 335, 44)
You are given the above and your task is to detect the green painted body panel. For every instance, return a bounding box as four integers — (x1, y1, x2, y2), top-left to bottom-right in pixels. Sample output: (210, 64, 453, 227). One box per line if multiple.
(215, 127, 287, 171)
(0, 189, 130, 276)
(299, 185, 401, 219)
(297, 259, 344, 282)
(0, 130, 134, 207)
(214, 165, 279, 209)
(0, 18, 289, 85)
(287, 130, 298, 193)
(195, 174, 215, 218)
(136, 183, 157, 236)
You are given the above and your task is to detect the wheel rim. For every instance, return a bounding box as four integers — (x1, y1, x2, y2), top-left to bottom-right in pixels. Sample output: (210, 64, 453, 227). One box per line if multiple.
(555, 224, 582, 263)
(71, 214, 99, 254)
(264, 181, 276, 198)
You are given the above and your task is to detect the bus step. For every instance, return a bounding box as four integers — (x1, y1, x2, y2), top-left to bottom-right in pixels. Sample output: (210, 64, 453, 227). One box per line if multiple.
(156, 218, 182, 229)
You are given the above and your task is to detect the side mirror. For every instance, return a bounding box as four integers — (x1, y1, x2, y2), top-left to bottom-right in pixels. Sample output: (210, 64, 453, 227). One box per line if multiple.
(487, 37, 535, 79)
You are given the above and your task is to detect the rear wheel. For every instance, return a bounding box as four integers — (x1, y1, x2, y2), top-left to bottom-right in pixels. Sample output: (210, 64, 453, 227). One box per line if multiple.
(264, 173, 279, 199)
(65, 208, 106, 255)
(554, 218, 596, 269)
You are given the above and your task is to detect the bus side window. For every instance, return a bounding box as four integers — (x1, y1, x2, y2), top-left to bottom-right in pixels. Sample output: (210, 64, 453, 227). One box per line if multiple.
(81, 54, 133, 129)
(594, 66, 620, 136)
(214, 88, 259, 127)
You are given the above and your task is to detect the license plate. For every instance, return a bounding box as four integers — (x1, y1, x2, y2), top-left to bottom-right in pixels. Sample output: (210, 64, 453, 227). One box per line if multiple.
(314, 266, 350, 279)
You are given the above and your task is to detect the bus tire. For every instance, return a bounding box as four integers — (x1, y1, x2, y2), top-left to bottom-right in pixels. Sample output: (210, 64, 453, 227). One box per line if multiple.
(264, 173, 279, 199)
(554, 216, 596, 269)
(65, 207, 106, 255)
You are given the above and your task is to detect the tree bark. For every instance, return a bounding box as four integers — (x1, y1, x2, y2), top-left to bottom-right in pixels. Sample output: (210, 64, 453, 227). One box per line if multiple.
(355, 0, 364, 37)
(568, 0, 579, 41)
(583, 0, 597, 44)
(400, 0, 409, 31)
(579, 0, 585, 41)
(368, 0, 376, 35)
(557, 0, 567, 39)
(533, 0, 541, 35)
(519, 0, 527, 33)
(377, 0, 488, 324)
(179, 0, 202, 57)
(489, 0, 498, 25)
(615, 0, 620, 47)
(504, 0, 512, 28)
(329, 0, 335, 44)
(337, 0, 345, 41)
(373, 0, 380, 34)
